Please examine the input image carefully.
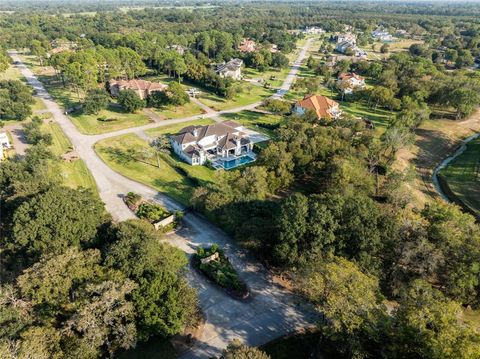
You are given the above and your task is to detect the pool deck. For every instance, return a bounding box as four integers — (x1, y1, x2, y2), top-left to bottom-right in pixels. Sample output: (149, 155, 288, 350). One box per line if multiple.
(211, 152, 257, 170)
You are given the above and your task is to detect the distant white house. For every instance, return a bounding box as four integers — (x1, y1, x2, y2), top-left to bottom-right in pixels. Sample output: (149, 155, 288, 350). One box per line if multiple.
(336, 33, 357, 45)
(335, 41, 355, 54)
(372, 28, 393, 42)
(167, 44, 186, 55)
(170, 121, 254, 167)
(215, 58, 243, 80)
(303, 26, 325, 35)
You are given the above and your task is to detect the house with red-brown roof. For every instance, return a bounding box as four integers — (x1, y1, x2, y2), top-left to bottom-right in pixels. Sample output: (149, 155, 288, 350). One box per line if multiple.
(108, 79, 167, 100)
(239, 39, 257, 53)
(294, 94, 342, 119)
(170, 121, 258, 168)
(337, 72, 365, 94)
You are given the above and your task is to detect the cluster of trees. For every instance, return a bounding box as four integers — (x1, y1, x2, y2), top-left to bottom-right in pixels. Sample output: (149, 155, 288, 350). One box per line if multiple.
(50, 47, 146, 100)
(308, 50, 480, 122)
(0, 142, 198, 358)
(0, 80, 34, 121)
(191, 111, 480, 356)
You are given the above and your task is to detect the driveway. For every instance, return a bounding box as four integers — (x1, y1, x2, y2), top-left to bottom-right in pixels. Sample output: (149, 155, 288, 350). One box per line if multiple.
(3, 122, 28, 156)
(8, 40, 318, 358)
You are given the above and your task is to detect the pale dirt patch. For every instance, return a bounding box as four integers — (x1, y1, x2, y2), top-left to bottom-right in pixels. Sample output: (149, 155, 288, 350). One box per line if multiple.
(398, 108, 480, 209)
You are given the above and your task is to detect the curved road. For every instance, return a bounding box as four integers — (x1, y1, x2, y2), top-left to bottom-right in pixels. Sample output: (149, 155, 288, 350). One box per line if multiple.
(9, 38, 317, 358)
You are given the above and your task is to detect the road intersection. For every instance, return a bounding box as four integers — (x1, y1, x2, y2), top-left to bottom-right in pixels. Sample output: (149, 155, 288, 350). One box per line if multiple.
(8, 38, 318, 358)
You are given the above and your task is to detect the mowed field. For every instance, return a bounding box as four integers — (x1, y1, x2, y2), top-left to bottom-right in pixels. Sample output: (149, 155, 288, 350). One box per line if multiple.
(396, 109, 480, 209)
(95, 132, 216, 206)
(438, 136, 480, 216)
(41, 120, 98, 191)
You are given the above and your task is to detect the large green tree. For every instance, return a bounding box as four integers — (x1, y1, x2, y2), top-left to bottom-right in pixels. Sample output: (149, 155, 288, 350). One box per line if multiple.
(10, 186, 105, 261)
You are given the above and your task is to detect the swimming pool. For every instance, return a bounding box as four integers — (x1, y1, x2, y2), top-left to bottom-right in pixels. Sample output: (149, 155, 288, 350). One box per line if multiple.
(221, 155, 256, 170)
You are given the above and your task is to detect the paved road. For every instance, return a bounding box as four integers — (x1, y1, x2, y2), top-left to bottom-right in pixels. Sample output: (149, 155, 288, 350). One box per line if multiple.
(8, 40, 318, 358)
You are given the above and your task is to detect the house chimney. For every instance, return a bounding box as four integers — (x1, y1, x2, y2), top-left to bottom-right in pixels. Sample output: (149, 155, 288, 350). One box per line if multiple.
(193, 128, 198, 137)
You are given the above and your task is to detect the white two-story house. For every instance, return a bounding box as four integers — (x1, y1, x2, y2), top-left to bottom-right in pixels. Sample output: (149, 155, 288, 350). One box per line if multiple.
(170, 121, 254, 166)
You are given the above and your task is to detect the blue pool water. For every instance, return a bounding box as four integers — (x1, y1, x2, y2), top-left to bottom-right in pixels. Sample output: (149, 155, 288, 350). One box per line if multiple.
(222, 155, 255, 169)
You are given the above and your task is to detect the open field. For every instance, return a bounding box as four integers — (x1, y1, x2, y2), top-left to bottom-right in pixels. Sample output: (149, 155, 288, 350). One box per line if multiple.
(41, 120, 97, 191)
(197, 82, 274, 111)
(151, 101, 204, 120)
(95, 133, 215, 205)
(20, 54, 153, 134)
(396, 109, 480, 208)
(438, 136, 480, 216)
(145, 118, 216, 138)
(69, 103, 151, 134)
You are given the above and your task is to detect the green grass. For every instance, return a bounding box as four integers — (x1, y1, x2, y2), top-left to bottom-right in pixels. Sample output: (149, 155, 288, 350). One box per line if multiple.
(41, 120, 97, 191)
(242, 67, 291, 88)
(95, 133, 215, 205)
(438, 136, 480, 216)
(145, 118, 216, 137)
(0, 65, 23, 81)
(197, 82, 274, 111)
(69, 103, 151, 135)
(151, 101, 204, 120)
(220, 110, 283, 137)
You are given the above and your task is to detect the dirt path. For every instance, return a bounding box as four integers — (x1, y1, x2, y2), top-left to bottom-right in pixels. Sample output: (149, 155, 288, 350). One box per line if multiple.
(396, 109, 480, 207)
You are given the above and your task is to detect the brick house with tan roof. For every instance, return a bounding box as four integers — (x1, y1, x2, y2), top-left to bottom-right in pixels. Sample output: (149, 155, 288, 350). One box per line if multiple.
(170, 121, 254, 166)
(294, 94, 342, 119)
(108, 79, 167, 100)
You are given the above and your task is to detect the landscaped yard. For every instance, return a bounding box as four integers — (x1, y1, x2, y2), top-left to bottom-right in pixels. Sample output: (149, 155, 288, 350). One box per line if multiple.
(41, 120, 97, 191)
(151, 101, 204, 120)
(145, 118, 216, 137)
(194, 245, 248, 297)
(69, 103, 152, 134)
(95, 133, 215, 205)
(438, 136, 480, 216)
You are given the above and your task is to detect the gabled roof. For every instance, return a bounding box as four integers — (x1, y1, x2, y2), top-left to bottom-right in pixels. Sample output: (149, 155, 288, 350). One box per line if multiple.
(171, 121, 245, 146)
(216, 59, 243, 73)
(296, 95, 339, 119)
(109, 79, 167, 92)
(338, 72, 364, 81)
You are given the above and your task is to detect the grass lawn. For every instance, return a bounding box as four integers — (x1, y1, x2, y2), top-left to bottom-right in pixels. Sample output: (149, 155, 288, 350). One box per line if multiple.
(0, 65, 23, 81)
(243, 67, 291, 88)
(41, 120, 97, 191)
(197, 82, 274, 111)
(145, 118, 216, 137)
(151, 101, 204, 120)
(69, 103, 152, 135)
(95, 133, 215, 205)
(220, 110, 283, 138)
(438, 136, 480, 216)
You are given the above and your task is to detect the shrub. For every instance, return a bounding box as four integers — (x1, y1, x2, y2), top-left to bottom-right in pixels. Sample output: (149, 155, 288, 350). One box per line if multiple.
(136, 202, 171, 223)
(118, 89, 146, 113)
